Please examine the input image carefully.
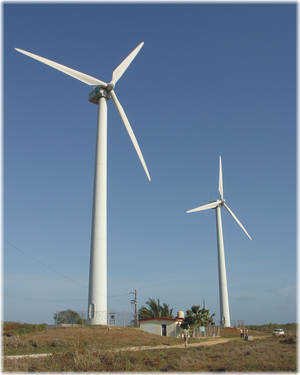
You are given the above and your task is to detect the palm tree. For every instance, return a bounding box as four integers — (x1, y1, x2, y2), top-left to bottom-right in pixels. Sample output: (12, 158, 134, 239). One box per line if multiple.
(184, 305, 215, 328)
(138, 298, 174, 320)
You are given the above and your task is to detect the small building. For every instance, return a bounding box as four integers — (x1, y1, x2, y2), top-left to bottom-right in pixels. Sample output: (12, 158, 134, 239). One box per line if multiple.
(139, 312, 184, 337)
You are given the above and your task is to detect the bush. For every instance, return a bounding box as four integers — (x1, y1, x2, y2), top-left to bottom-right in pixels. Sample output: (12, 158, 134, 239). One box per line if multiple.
(54, 310, 83, 325)
(3, 322, 47, 337)
(280, 335, 296, 344)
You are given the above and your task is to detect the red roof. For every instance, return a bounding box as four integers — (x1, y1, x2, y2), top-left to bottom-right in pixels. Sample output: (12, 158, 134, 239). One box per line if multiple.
(139, 317, 183, 322)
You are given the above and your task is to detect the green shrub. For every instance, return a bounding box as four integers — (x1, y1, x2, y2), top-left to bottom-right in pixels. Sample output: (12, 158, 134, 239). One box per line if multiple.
(3, 322, 47, 336)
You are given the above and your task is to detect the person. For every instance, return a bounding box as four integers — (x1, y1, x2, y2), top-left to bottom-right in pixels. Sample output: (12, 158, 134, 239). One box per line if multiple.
(240, 328, 244, 338)
(245, 328, 248, 340)
(183, 329, 188, 348)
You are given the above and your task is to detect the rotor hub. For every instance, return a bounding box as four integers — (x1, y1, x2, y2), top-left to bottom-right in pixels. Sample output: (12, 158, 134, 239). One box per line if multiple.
(106, 83, 114, 92)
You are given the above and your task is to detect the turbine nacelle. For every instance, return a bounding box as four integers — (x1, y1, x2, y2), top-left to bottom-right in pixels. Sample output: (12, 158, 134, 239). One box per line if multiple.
(89, 86, 110, 104)
(89, 83, 115, 104)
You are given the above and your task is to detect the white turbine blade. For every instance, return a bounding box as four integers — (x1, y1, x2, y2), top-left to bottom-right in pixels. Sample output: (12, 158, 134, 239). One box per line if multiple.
(15, 48, 107, 86)
(110, 90, 151, 181)
(186, 201, 220, 214)
(219, 156, 223, 200)
(223, 202, 253, 240)
(111, 42, 144, 85)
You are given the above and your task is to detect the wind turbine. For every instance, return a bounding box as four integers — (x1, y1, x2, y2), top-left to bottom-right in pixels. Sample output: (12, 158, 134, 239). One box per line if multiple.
(15, 42, 150, 325)
(186, 157, 252, 327)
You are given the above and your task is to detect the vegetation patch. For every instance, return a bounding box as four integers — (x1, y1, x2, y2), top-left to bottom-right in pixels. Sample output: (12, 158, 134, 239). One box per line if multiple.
(3, 325, 183, 356)
(3, 322, 297, 372)
(280, 335, 296, 345)
(247, 322, 297, 334)
(3, 335, 296, 372)
(3, 322, 47, 337)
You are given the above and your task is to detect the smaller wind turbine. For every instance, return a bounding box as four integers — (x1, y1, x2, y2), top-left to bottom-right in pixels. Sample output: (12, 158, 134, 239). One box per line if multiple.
(186, 156, 252, 327)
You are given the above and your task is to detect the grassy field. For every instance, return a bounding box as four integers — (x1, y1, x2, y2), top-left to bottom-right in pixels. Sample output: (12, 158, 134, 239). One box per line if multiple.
(3, 325, 185, 356)
(3, 323, 266, 356)
(3, 322, 297, 372)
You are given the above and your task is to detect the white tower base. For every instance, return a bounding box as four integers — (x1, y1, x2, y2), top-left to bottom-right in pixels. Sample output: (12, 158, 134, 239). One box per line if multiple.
(88, 93, 108, 325)
(215, 205, 231, 327)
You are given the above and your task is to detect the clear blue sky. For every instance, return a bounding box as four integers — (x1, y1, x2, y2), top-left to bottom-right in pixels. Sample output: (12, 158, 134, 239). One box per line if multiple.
(4, 3, 296, 325)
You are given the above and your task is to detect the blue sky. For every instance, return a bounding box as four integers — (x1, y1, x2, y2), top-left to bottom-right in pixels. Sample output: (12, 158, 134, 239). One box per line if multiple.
(4, 3, 296, 325)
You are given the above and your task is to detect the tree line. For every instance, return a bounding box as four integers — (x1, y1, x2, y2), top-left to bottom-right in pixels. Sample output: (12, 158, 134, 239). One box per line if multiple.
(53, 297, 216, 331)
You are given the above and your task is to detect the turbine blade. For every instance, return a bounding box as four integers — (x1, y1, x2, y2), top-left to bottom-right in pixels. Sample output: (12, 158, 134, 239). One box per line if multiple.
(110, 90, 151, 181)
(219, 156, 223, 200)
(186, 201, 220, 213)
(111, 42, 144, 85)
(15, 48, 107, 86)
(223, 202, 253, 240)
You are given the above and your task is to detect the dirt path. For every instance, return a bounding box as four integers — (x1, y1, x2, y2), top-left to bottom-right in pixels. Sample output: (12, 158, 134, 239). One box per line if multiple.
(115, 337, 232, 352)
(5, 353, 53, 360)
(5, 335, 269, 360)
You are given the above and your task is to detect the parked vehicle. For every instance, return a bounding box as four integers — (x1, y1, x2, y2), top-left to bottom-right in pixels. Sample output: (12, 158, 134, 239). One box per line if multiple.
(273, 328, 285, 336)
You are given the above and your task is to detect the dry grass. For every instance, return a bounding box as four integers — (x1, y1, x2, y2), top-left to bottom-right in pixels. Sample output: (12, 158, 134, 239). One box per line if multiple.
(3, 335, 296, 372)
(3, 325, 183, 356)
(4, 325, 236, 356)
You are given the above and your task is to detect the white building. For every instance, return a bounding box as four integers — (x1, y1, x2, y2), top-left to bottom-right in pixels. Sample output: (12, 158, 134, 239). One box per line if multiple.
(139, 315, 184, 337)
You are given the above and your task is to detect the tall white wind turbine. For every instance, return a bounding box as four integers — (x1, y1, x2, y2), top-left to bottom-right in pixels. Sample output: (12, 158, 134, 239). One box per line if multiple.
(15, 42, 150, 325)
(186, 157, 252, 327)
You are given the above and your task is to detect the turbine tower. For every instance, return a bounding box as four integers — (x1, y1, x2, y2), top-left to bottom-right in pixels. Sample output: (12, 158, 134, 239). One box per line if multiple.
(15, 42, 151, 325)
(186, 157, 252, 327)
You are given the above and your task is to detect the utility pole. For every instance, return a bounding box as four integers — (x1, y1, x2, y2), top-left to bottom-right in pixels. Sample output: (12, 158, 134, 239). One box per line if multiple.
(130, 289, 138, 327)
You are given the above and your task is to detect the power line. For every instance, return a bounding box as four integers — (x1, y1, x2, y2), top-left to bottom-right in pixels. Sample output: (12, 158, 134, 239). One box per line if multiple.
(7, 241, 211, 303)
(5, 292, 132, 303)
(6, 240, 132, 300)
(7, 240, 88, 290)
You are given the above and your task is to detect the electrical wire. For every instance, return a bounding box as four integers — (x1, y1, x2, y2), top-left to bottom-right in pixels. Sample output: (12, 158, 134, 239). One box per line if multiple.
(7, 240, 87, 290)
(7, 240, 198, 304)
(6, 240, 132, 300)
